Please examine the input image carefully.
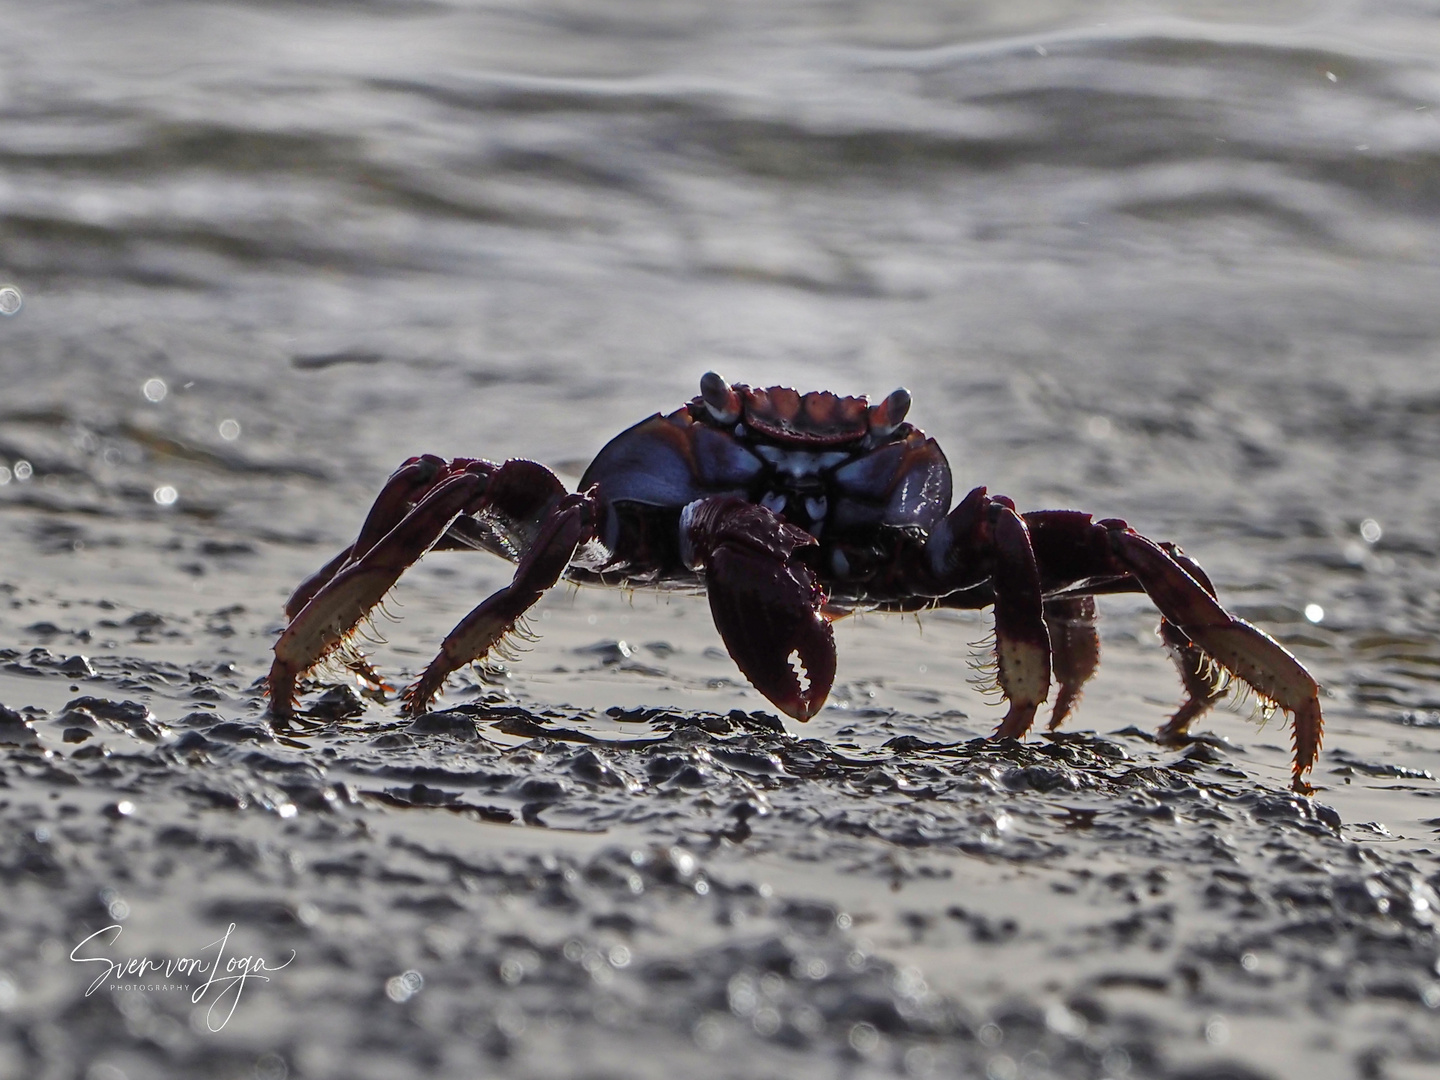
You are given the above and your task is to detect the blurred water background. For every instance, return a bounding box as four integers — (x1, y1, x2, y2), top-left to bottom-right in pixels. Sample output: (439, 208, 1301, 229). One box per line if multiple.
(2, 2, 1440, 1078)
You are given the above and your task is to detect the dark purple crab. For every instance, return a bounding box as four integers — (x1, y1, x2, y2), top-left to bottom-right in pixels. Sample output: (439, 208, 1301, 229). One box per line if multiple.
(269, 373, 1324, 790)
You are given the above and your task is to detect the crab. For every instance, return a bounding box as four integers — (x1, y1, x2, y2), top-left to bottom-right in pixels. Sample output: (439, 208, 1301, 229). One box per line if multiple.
(268, 373, 1324, 791)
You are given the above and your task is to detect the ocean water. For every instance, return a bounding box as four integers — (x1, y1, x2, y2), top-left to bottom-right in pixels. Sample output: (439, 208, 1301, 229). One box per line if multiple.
(1, 2, 1439, 1078)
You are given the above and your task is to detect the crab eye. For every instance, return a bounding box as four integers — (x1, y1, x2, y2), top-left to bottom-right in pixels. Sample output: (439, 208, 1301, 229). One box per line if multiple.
(700, 371, 742, 425)
(868, 387, 911, 437)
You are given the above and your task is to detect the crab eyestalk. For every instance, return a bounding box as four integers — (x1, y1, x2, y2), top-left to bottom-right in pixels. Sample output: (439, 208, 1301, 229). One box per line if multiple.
(867, 386, 911, 438)
(700, 371, 742, 425)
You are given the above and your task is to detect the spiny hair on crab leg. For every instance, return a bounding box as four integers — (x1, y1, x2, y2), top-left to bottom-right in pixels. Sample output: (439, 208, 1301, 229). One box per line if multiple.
(400, 607, 532, 717)
(965, 630, 1005, 701)
(487, 614, 541, 664)
(266, 516, 466, 714)
(398, 490, 600, 716)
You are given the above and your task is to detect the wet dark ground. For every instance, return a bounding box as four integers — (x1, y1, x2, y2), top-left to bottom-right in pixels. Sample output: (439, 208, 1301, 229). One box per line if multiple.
(3, 2, 1440, 1078)
(2, 582, 1439, 1080)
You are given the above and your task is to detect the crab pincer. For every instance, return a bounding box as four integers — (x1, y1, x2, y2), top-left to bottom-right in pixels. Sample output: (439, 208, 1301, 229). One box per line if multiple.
(681, 496, 836, 721)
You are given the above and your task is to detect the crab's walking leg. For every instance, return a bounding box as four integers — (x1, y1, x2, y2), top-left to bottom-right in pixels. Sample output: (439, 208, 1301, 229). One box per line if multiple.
(269, 458, 567, 719)
(681, 496, 836, 722)
(284, 455, 465, 619)
(932, 487, 1052, 739)
(1024, 511, 1323, 790)
(1156, 618, 1229, 741)
(1105, 527, 1322, 790)
(1150, 543, 1229, 742)
(279, 455, 494, 694)
(401, 490, 598, 717)
(268, 469, 490, 716)
(1045, 596, 1098, 730)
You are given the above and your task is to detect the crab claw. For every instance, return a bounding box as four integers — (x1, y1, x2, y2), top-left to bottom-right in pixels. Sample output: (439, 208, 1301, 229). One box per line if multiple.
(686, 498, 837, 721)
(707, 542, 837, 720)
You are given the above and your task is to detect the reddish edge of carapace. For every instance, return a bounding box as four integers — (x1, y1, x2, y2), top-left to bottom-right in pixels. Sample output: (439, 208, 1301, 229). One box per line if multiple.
(735, 385, 871, 445)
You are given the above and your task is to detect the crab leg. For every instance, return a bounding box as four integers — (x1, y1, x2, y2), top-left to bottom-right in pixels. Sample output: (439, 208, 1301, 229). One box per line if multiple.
(1156, 616, 1230, 741)
(1045, 596, 1099, 730)
(268, 469, 490, 716)
(276, 456, 478, 695)
(284, 455, 468, 619)
(269, 458, 568, 718)
(931, 486, 1053, 739)
(1023, 510, 1323, 790)
(1026, 512, 1221, 731)
(401, 489, 597, 716)
(1104, 526, 1322, 791)
(681, 496, 836, 722)
(1147, 543, 1230, 740)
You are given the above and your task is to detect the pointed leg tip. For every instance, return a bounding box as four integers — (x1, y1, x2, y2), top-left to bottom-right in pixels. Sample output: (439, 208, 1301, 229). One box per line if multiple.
(1047, 689, 1081, 732)
(265, 662, 299, 720)
(1290, 697, 1324, 791)
(1155, 726, 1188, 748)
(399, 684, 434, 719)
(1156, 712, 1194, 746)
(401, 660, 452, 719)
(993, 702, 1040, 741)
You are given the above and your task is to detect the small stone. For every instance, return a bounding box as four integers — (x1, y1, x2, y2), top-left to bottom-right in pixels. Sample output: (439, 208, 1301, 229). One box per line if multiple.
(307, 685, 367, 720)
(58, 655, 95, 678)
(0, 705, 38, 745)
(407, 710, 480, 739)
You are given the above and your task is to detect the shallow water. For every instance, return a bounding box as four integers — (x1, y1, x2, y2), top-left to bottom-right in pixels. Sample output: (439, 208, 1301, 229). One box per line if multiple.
(2, 2, 1440, 1078)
